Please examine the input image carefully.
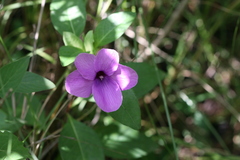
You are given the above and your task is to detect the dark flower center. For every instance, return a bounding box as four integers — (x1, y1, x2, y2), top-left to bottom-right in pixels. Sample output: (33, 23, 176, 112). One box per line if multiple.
(96, 71, 106, 81)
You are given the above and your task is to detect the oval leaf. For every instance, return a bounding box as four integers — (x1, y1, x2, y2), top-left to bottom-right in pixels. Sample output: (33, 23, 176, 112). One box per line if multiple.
(94, 12, 136, 47)
(0, 56, 30, 97)
(50, 0, 86, 36)
(97, 123, 158, 159)
(0, 131, 31, 160)
(59, 115, 104, 160)
(59, 46, 83, 66)
(109, 89, 141, 130)
(123, 62, 166, 98)
(15, 72, 55, 93)
(84, 30, 94, 53)
(63, 32, 84, 50)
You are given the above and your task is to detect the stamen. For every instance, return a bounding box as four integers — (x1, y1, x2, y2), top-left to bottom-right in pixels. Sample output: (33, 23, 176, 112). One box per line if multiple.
(96, 71, 106, 81)
(99, 75, 104, 80)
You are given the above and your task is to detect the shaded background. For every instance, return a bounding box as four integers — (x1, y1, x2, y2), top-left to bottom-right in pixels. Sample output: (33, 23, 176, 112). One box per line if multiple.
(1, 0, 240, 159)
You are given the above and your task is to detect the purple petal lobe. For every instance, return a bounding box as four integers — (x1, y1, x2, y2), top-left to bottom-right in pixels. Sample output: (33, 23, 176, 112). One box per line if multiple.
(65, 70, 93, 98)
(92, 77, 122, 112)
(74, 53, 96, 80)
(112, 64, 138, 90)
(95, 48, 119, 76)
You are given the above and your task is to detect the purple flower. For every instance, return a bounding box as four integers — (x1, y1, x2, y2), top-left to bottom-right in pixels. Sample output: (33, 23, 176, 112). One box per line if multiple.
(65, 48, 138, 112)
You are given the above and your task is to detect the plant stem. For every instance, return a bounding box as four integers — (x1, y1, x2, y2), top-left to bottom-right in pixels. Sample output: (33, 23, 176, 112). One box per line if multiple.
(150, 52, 179, 159)
(138, 1, 179, 158)
(0, 35, 12, 62)
(29, 0, 46, 72)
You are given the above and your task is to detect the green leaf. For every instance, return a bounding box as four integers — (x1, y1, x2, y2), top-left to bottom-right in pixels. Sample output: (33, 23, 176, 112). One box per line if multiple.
(84, 30, 94, 53)
(50, 0, 86, 36)
(15, 72, 55, 93)
(2, 93, 46, 129)
(123, 62, 166, 98)
(94, 12, 136, 47)
(22, 45, 56, 64)
(0, 56, 30, 97)
(63, 32, 84, 50)
(59, 115, 104, 160)
(24, 95, 46, 127)
(97, 123, 158, 159)
(0, 111, 14, 131)
(109, 90, 141, 130)
(0, 131, 31, 160)
(0, 109, 22, 133)
(59, 46, 83, 66)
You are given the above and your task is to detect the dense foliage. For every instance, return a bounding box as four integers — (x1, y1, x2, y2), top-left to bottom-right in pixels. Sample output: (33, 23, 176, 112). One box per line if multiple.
(1, 0, 240, 159)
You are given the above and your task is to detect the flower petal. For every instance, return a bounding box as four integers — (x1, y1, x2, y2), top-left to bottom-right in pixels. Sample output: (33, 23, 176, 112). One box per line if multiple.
(95, 48, 119, 76)
(74, 53, 96, 80)
(65, 70, 93, 98)
(112, 64, 138, 90)
(92, 77, 122, 112)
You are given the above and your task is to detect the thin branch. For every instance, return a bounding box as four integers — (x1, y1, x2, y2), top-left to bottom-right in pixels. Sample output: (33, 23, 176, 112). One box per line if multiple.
(29, 0, 46, 72)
